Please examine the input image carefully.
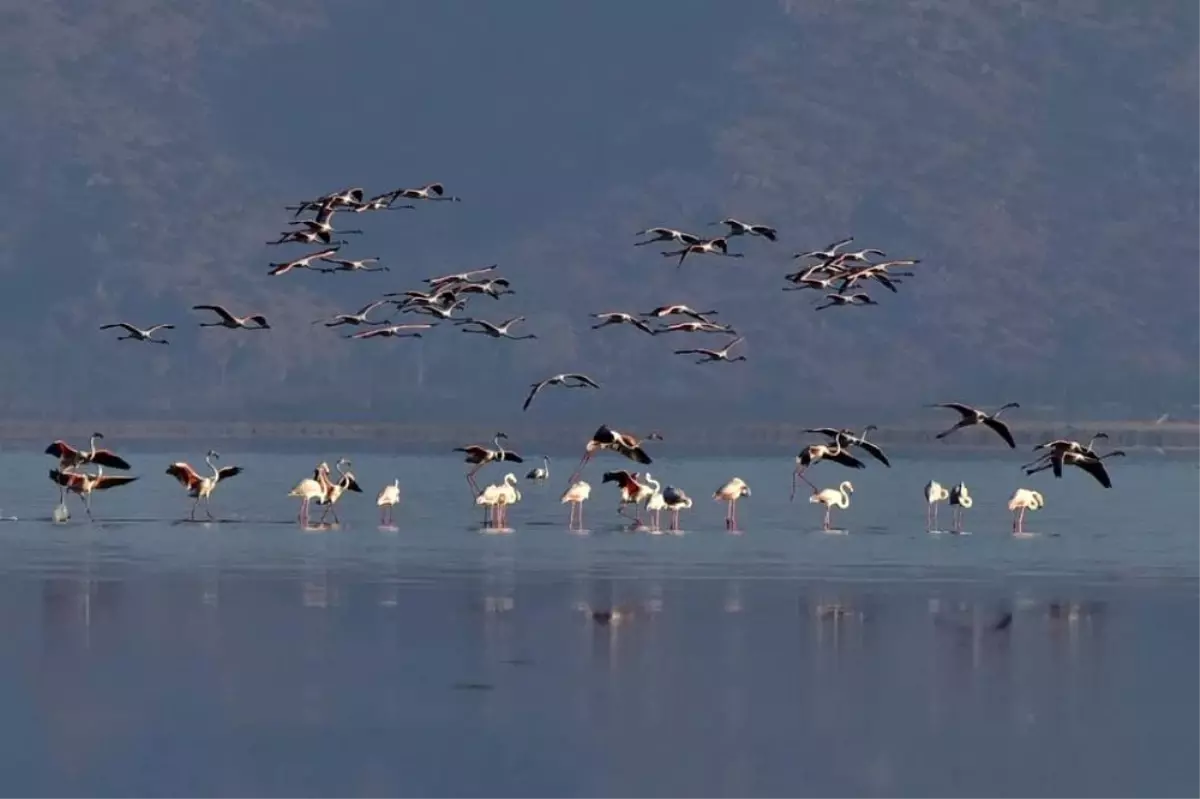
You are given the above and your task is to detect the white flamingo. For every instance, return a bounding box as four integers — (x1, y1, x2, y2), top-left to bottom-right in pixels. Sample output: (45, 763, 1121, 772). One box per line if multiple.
(924, 480, 950, 531)
(289, 462, 333, 526)
(315, 458, 363, 523)
(561, 480, 591, 531)
(949, 482, 972, 532)
(1008, 489, 1044, 534)
(476, 473, 520, 527)
(810, 481, 854, 530)
(377, 479, 400, 525)
(99, 322, 175, 344)
(645, 481, 668, 532)
(713, 477, 751, 531)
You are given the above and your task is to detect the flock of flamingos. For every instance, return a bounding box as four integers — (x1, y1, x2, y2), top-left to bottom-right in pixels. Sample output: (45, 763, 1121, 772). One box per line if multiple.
(50, 183, 1126, 534)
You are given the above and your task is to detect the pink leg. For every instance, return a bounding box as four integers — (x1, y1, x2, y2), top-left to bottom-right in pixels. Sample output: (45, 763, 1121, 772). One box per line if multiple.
(824, 506, 831, 530)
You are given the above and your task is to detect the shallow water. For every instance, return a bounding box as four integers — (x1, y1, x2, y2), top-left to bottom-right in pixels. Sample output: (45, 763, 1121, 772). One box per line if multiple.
(0, 451, 1196, 796)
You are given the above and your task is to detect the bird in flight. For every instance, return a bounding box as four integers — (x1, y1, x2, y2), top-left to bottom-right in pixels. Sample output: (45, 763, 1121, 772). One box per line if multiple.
(590, 312, 657, 335)
(709, 219, 777, 241)
(634, 228, 702, 247)
(99, 322, 174, 344)
(673, 337, 747, 365)
(192, 305, 270, 330)
(345, 324, 434, 340)
(523, 373, 601, 411)
(928, 402, 1020, 448)
(662, 237, 743, 268)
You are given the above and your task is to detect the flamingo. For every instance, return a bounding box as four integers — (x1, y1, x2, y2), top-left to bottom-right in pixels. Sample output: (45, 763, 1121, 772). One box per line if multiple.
(387, 182, 461, 202)
(289, 462, 333, 526)
(45, 433, 132, 506)
(814, 292, 879, 311)
(641, 304, 719, 323)
(794, 237, 854, 261)
(713, 477, 751, 531)
(287, 207, 363, 238)
(522, 373, 601, 411)
(1026, 449, 1126, 488)
(424, 265, 497, 289)
(48, 467, 139, 521)
(561, 480, 592, 531)
(601, 470, 654, 525)
(673, 336, 747, 364)
(476, 474, 520, 527)
(590, 312, 657, 335)
(645, 483, 668, 532)
(805, 426, 891, 467)
(312, 299, 392, 328)
(455, 432, 523, 495)
(165, 450, 243, 520)
(1008, 489, 1044, 534)
(810, 481, 854, 531)
(661, 486, 692, 532)
(1022, 434, 1112, 480)
(661, 237, 744, 268)
(455, 278, 513, 299)
(654, 321, 736, 335)
(526, 457, 550, 481)
(99, 322, 174, 344)
(928, 402, 1020, 448)
(570, 425, 659, 482)
(924, 480, 950, 531)
(792, 436, 866, 499)
(949, 482, 972, 533)
(286, 187, 363, 217)
(709, 219, 777, 240)
(455, 316, 537, 341)
(315, 458, 363, 523)
(634, 227, 701, 247)
(377, 479, 400, 525)
(192, 305, 270, 330)
(345, 324, 434, 340)
(267, 246, 342, 276)
(317, 256, 388, 274)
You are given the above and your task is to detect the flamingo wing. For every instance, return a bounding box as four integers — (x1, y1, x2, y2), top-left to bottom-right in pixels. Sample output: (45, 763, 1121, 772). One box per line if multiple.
(454, 445, 491, 463)
(344, 475, 364, 493)
(828, 450, 867, 469)
(45, 440, 79, 460)
(48, 469, 80, 488)
(933, 402, 979, 420)
(92, 449, 132, 470)
(166, 462, 201, 489)
(192, 305, 237, 323)
(857, 440, 891, 467)
(93, 475, 139, 491)
(1072, 456, 1113, 489)
(218, 466, 244, 481)
(982, 417, 1017, 448)
(501, 451, 525, 463)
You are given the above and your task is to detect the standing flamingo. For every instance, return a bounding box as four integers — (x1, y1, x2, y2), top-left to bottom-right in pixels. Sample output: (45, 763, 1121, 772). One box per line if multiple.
(289, 462, 333, 526)
(810, 481, 854, 531)
(316, 458, 363, 523)
(924, 480, 950, 531)
(165, 450, 244, 520)
(713, 477, 751, 531)
(1008, 489, 1044, 534)
(476, 474, 520, 528)
(454, 432, 523, 496)
(949, 482, 972, 533)
(661, 486, 693, 532)
(561, 480, 592, 532)
(48, 467, 139, 521)
(377, 479, 400, 525)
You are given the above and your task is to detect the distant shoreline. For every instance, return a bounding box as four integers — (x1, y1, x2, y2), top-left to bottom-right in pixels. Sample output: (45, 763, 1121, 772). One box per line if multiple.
(2, 419, 1195, 453)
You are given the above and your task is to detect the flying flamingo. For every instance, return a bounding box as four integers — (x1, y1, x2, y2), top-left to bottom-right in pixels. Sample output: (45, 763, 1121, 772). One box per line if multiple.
(561, 480, 592, 532)
(165, 450, 243, 521)
(924, 480, 950, 531)
(661, 237, 744, 268)
(1008, 489, 1044, 534)
(377, 479, 400, 525)
(713, 477, 751, 531)
(48, 467, 139, 521)
(810, 481, 854, 531)
(45, 433, 131, 506)
(99, 322, 175, 344)
(570, 425, 660, 482)
(192, 305, 270, 330)
(454, 432, 523, 496)
(267, 246, 342, 276)
(791, 436, 866, 499)
(927, 402, 1020, 448)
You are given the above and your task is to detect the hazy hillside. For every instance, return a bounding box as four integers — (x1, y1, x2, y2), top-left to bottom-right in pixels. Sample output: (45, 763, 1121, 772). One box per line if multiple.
(3, 0, 1196, 426)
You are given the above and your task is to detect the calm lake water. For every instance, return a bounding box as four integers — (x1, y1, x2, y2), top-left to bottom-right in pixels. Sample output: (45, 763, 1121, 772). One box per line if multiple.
(0, 450, 1196, 796)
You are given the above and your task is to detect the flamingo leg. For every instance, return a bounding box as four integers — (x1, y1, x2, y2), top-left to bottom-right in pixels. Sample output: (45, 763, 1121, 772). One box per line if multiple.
(466, 467, 483, 498)
(932, 503, 939, 531)
(578, 503, 584, 530)
(190, 496, 200, 521)
(205, 495, 215, 521)
(823, 506, 831, 530)
(83, 493, 95, 522)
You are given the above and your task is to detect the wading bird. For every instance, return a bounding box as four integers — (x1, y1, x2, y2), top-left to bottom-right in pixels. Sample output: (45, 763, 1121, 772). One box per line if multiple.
(289, 462, 332, 526)
(804, 426, 891, 467)
(49, 467, 138, 521)
(192, 305, 270, 330)
(662, 237, 743, 268)
(523, 373, 601, 411)
(570, 425, 660, 482)
(590, 312, 657, 335)
(602, 470, 655, 525)
(317, 256, 388, 273)
(99, 323, 174, 344)
(673, 336, 746, 364)
(345, 323, 433, 340)
(267, 246, 342, 276)
(1008, 488, 1044, 534)
(924, 480, 950, 531)
(314, 458, 363, 524)
(634, 228, 701, 247)
(561, 480, 591, 532)
(46, 432, 132, 476)
(165, 450, 244, 521)
(949, 482, 972, 533)
(455, 433, 524, 495)
(476, 473, 520, 528)
(928, 402, 1020, 448)
(1026, 449, 1126, 489)
(661, 486, 693, 532)
(713, 477, 751, 531)
(377, 479, 400, 525)
(456, 317, 537, 340)
(810, 481, 854, 531)
(314, 299, 392, 328)
(709, 218, 777, 241)
(526, 456, 550, 481)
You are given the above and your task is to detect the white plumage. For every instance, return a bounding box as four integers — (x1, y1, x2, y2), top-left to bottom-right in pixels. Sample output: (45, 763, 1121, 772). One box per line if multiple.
(924, 480, 950, 530)
(1008, 488, 1044, 534)
(810, 480, 854, 530)
(948, 481, 972, 532)
(377, 479, 400, 525)
(561, 480, 591, 531)
(713, 477, 751, 530)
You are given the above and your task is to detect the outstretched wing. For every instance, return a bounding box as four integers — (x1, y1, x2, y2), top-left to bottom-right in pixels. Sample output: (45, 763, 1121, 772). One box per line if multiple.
(828, 450, 867, 469)
(933, 402, 979, 420)
(982, 417, 1017, 448)
(563, 373, 600, 389)
(93, 475, 139, 491)
(92, 449, 132, 470)
(1072, 456, 1113, 488)
(192, 305, 237, 323)
(45, 440, 79, 460)
(454, 445, 491, 463)
(857, 440, 891, 467)
(615, 443, 652, 465)
(522, 380, 548, 412)
(343, 475, 364, 493)
(501, 451, 524, 463)
(99, 323, 139, 333)
(601, 470, 638, 490)
(166, 462, 201, 489)
(218, 466, 244, 481)
(48, 469, 77, 488)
